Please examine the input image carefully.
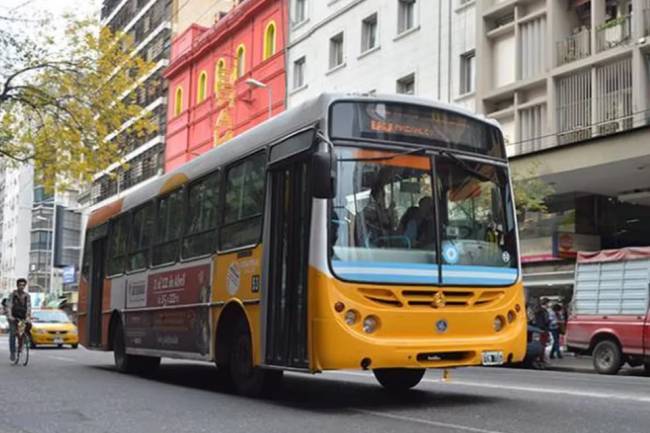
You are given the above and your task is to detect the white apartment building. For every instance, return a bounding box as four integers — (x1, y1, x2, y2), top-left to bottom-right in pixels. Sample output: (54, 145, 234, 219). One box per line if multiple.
(82, 0, 174, 209)
(286, 0, 478, 111)
(0, 163, 33, 297)
(286, 0, 650, 302)
(475, 0, 650, 298)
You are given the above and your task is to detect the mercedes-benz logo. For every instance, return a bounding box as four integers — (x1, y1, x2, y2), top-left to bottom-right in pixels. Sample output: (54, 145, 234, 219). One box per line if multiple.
(436, 319, 448, 333)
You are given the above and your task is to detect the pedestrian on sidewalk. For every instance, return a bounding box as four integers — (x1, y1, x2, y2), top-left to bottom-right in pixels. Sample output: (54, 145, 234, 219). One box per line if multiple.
(534, 298, 551, 365)
(549, 304, 563, 359)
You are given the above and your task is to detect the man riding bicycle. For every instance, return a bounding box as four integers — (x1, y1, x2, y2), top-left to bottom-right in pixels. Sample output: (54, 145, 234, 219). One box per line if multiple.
(6, 278, 32, 362)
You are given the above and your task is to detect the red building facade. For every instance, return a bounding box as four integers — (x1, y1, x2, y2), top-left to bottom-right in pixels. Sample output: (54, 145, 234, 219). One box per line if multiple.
(164, 0, 287, 172)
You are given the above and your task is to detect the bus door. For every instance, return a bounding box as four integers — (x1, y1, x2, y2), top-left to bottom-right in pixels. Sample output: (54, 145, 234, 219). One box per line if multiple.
(89, 236, 107, 347)
(263, 131, 315, 369)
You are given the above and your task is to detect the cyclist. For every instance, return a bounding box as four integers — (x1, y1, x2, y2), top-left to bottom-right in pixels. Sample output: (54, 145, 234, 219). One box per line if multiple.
(6, 278, 32, 362)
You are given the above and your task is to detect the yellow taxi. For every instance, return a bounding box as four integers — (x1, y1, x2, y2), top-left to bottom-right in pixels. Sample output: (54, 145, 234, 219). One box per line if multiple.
(30, 309, 79, 349)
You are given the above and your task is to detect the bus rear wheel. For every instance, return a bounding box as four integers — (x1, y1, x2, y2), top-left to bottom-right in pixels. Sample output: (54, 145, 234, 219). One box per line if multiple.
(113, 321, 161, 375)
(229, 320, 281, 397)
(373, 368, 426, 391)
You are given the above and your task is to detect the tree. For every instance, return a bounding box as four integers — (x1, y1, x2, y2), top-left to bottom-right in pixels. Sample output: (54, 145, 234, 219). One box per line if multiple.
(0, 11, 157, 191)
(511, 162, 555, 224)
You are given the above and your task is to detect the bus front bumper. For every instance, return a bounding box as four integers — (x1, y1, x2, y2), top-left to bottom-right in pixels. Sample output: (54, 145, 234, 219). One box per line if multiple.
(312, 318, 527, 371)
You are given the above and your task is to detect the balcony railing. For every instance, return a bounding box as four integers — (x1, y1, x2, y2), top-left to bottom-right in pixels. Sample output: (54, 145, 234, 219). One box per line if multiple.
(557, 27, 591, 66)
(596, 15, 631, 52)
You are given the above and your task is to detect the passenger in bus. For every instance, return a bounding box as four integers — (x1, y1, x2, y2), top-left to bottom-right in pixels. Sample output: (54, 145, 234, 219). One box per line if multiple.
(398, 206, 420, 247)
(415, 196, 435, 248)
(397, 196, 435, 249)
(354, 184, 395, 247)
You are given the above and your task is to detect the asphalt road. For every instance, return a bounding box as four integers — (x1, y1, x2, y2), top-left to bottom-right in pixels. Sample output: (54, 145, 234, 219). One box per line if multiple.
(1, 335, 649, 433)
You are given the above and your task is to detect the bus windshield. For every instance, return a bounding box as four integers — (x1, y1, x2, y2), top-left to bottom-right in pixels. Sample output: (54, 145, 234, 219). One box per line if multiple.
(330, 147, 518, 286)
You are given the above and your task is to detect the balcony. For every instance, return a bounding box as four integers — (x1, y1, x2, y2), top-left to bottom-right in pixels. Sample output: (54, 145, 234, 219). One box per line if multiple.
(557, 27, 591, 66)
(596, 15, 631, 52)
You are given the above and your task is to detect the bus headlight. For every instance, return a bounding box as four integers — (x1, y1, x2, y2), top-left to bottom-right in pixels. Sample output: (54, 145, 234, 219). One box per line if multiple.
(494, 316, 505, 332)
(345, 310, 359, 325)
(363, 315, 379, 334)
(507, 310, 516, 323)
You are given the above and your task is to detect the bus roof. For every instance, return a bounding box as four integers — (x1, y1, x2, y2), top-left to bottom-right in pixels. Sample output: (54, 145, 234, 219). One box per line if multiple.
(88, 93, 499, 228)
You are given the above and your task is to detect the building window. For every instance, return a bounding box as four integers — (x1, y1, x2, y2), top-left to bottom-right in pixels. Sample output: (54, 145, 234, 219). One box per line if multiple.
(398, 0, 416, 34)
(460, 50, 476, 94)
(174, 87, 183, 116)
(197, 71, 208, 103)
(236, 44, 246, 78)
(214, 58, 226, 93)
(329, 32, 344, 69)
(396, 73, 415, 95)
(294, 0, 306, 24)
(293, 57, 306, 89)
(263, 21, 277, 60)
(361, 13, 378, 53)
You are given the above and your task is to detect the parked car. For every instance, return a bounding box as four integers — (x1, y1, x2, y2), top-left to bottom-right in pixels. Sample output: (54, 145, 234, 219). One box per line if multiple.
(567, 247, 650, 375)
(30, 309, 79, 349)
(0, 315, 8, 334)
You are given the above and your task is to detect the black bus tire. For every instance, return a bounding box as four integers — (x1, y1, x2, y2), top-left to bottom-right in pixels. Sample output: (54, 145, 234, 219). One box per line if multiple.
(113, 321, 161, 375)
(373, 368, 426, 391)
(229, 319, 281, 397)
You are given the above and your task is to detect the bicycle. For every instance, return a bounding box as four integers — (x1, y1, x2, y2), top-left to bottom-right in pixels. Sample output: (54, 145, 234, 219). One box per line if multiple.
(12, 319, 30, 366)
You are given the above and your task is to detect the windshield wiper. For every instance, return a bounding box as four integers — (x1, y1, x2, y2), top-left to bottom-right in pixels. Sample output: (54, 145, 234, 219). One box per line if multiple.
(439, 150, 500, 185)
(338, 146, 427, 162)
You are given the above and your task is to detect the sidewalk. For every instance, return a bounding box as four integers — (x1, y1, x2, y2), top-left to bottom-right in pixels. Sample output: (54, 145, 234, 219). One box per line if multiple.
(542, 354, 595, 373)
(541, 353, 648, 376)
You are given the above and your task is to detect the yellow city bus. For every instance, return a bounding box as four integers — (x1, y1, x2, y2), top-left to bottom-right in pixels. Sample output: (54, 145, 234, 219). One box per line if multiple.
(78, 93, 525, 396)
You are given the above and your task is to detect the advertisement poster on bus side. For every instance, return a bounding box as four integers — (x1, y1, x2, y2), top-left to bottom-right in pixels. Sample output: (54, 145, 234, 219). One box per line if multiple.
(125, 264, 211, 355)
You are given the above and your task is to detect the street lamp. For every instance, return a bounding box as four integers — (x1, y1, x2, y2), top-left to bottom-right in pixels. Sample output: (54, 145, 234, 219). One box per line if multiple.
(245, 78, 272, 119)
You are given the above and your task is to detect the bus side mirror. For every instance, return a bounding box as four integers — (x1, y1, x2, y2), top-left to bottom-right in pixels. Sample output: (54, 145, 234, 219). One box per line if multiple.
(312, 151, 336, 199)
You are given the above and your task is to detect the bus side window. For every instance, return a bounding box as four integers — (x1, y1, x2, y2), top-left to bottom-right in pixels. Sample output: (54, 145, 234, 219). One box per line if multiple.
(127, 203, 154, 271)
(152, 188, 185, 266)
(182, 171, 220, 258)
(220, 151, 266, 250)
(107, 215, 130, 276)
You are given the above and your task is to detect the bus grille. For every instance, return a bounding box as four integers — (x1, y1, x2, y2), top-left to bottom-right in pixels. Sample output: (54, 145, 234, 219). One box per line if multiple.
(359, 288, 505, 309)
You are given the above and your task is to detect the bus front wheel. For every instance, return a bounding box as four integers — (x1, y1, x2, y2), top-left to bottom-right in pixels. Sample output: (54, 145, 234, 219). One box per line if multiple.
(373, 368, 426, 391)
(229, 320, 282, 397)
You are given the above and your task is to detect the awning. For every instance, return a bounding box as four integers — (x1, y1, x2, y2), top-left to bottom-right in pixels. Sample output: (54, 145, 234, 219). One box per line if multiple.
(577, 246, 650, 264)
(522, 270, 575, 287)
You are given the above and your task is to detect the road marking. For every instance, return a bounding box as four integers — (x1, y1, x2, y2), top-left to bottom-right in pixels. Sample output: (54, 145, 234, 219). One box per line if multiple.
(326, 371, 650, 403)
(449, 380, 650, 403)
(45, 355, 76, 363)
(353, 409, 510, 433)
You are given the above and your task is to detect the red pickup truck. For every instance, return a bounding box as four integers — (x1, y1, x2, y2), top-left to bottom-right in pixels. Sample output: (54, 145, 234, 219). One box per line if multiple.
(566, 247, 650, 375)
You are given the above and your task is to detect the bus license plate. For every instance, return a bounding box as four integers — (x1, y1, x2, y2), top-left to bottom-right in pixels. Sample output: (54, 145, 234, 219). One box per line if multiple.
(481, 351, 504, 366)
(54, 337, 63, 344)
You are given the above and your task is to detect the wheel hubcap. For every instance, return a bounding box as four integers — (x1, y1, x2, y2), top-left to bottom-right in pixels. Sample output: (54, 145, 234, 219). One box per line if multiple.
(597, 348, 613, 368)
